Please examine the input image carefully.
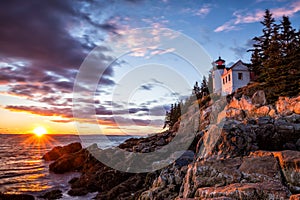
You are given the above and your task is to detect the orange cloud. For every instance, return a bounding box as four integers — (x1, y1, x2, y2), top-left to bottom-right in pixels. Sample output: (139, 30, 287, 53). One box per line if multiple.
(5, 105, 72, 118)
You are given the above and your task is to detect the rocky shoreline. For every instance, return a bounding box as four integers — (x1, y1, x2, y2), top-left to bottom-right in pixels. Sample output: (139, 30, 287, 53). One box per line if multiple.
(3, 91, 299, 200)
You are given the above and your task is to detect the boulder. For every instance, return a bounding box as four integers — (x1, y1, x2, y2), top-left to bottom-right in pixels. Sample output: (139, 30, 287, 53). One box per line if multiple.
(43, 142, 82, 161)
(290, 194, 300, 200)
(182, 158, 242, 198)
(251, 90, 266, 107)
(273, 150, 300, 193)
(225, 108, 245, 121)
(68, 188, 89, 196)
(95, 174, 147, 200)
(239, 154, 281, 182)
(194, 182, 290, 199)
(268, 108, 277, 117)
(201, 121, 257, 158)
(227, 97, 241, 109)
(0, 192, 34, 200)
(49, 150, 87, 173)
(39, 189, 62, 199)
(276, 97, 293, 116)
(174, 150, 194, 167)
(294, 102, 300, 114)
(255, 105, 270, 117)
(240, 95, 255, 111)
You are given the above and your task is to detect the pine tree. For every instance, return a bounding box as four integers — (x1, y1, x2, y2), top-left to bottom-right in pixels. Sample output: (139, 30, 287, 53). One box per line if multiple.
(264, 23, 282, 85)
(163, 102, 182, 129)
(282, 28, 300, 97)
(280, 16, 296, 57)
(200, 76, 209, 97)
(248, 10, 300, 100)
(193, 81, 201, 99)
(169, 103, 175, 127)
(249, 9, 276, 81)
(163, 111, 170, 129)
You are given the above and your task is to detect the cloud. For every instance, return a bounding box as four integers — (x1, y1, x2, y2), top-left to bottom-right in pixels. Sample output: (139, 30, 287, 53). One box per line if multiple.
(0, 0, 118, 78)
(51, 119, 73, 123)
(181, 4, 212, 17)
(230, 39, 254, 59)
(140, 83, 154, 91)
(100, 116, 164, 127)
(194, 4, 211, 17)
(0, 0, 86, 72)
(0, 0, 120, 113)
(214, 1, 300, 32)
(5, 105, 73, 118)
(95, 105, 149, 116)
(214, 21, 240, 33)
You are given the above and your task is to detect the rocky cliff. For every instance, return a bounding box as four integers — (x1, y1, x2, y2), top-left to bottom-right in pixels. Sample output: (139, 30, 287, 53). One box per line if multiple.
(43, 91, 300, 200)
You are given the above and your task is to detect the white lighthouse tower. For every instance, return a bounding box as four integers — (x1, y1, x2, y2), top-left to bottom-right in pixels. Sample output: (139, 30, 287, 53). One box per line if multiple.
(212, 56, 225, 95)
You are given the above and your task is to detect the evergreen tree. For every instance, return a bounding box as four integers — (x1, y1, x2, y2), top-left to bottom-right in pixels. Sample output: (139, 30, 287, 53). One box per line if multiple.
(163, 102, 182, 129)
(200, 76, 209, 97)
(193, 81, 201, 99)
(248, 10, 300, 100)
(280, 16, 296, 57)
(163, 110, 170, 129)
(281, 27, 300, 97)
(249, 9, 276, 81)
(264, 23, 282, 85)
(169, 103, 175, 127)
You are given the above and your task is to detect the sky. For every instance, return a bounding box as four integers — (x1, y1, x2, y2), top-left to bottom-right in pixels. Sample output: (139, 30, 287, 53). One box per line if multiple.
(0, 0, 300, 135)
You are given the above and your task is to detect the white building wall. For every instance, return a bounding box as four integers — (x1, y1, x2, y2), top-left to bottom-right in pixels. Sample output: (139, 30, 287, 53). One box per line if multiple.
(212, 69, 223, 95)
(222, 71, 233, 95)
(231, 70, 250, 92)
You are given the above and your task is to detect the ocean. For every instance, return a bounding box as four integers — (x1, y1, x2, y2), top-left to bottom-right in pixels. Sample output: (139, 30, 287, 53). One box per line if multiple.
(0, 134, 134, 199)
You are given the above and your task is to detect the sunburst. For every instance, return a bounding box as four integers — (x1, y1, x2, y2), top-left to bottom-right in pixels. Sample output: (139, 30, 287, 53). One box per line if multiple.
(33, 126, 47, 137)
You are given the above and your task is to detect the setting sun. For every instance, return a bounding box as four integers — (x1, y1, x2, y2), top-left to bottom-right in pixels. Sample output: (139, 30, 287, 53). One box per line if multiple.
(33, 126, 47, 137)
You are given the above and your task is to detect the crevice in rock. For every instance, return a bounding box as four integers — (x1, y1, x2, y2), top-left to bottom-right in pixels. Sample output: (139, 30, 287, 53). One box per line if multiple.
(274, 155, 289, 189)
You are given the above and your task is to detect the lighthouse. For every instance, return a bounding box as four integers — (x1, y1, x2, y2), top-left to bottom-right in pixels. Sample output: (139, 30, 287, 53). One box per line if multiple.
(212, 56, 225, 95)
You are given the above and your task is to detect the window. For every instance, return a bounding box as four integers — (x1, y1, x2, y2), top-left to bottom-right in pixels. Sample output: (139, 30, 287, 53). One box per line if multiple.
(223, 78, 225, 84)
(238, 73, 243, 80)
(228, 74, 231, 81)
(226, 76, 227, 83)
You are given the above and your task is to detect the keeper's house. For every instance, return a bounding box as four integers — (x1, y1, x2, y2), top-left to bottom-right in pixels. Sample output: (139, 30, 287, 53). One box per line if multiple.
(212, 57, 254, 96)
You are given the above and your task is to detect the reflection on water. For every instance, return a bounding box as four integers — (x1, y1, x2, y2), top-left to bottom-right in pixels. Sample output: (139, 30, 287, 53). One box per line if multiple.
(0, 134, 82, 195)
(0, 134, 133, 197)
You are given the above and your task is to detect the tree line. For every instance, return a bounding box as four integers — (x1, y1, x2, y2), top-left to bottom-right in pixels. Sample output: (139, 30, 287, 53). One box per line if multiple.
(163, 76, 211, 129)
(249, 9, 300, 98)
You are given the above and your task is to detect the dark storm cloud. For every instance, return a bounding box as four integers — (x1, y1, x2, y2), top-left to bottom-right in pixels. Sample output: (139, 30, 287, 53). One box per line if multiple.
(0, 0, 118, 81)
(0, 70, 26, 84)
(0, 0, 119, 112)
(0, 0, 85, 72)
